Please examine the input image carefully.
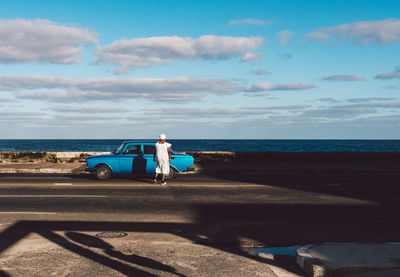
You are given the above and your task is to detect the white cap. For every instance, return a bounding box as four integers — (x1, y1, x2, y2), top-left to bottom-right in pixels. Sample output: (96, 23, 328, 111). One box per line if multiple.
(159, 133, 167, 140)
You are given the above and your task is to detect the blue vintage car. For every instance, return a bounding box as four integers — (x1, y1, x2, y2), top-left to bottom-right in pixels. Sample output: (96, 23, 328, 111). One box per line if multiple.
(86, 141, 195, 180)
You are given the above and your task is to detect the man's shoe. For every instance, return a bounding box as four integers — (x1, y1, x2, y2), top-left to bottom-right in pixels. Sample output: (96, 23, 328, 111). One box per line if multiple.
(152, 179, 157, 184)
(161, 181, 167, 185)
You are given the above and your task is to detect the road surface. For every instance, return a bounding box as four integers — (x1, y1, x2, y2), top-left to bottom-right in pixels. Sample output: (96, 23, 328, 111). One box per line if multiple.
(0, 171, 399, 276)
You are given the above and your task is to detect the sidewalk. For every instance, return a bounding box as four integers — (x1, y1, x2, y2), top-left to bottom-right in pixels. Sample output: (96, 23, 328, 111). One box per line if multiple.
(5, 233, 399, 277)
(0, 231, 301, 277)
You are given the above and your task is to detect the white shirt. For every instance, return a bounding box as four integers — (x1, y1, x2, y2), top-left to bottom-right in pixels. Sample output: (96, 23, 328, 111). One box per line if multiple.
(155, 142, 171, 162)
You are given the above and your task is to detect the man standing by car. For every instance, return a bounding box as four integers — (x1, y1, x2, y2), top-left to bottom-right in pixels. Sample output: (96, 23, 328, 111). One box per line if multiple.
(153, 133, 171, 185)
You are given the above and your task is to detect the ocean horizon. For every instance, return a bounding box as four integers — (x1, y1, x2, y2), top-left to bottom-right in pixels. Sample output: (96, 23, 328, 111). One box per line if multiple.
(0, 139, 399, 152)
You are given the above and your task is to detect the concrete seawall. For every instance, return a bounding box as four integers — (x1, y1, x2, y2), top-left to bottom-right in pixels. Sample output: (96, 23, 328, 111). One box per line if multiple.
(0, 151, 399, 174)
(0, 151, 110, 164)
(0, 152, 109, 173)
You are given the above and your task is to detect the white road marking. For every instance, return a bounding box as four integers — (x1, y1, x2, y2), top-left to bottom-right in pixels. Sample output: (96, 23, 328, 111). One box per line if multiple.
(54, 183, 73, 186)
(0, 195, 107, 198)
(0, 212, 57, 215)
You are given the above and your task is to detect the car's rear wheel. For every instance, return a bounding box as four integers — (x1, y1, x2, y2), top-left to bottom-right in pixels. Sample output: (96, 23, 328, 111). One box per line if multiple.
(165, 167, 177, 181)
(94, 165, 112, 180)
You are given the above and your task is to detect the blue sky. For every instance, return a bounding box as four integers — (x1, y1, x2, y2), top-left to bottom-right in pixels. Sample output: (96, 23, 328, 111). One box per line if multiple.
(0, 0, 399, 139)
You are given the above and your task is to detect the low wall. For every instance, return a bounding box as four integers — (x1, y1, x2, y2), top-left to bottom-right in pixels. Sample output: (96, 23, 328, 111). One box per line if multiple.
(0, 152, 110, 164)
(1, 151, 400, 164)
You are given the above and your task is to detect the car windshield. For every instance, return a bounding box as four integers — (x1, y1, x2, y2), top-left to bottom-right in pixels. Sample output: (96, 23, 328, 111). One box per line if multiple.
(113, 143, 125, 154)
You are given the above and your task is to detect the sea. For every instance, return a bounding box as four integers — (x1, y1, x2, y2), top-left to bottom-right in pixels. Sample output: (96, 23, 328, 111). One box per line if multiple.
(0, 139, 399, 152)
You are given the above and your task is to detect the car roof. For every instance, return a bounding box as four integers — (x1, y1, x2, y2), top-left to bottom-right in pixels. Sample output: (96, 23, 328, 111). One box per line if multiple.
(122, 141, 156, 145)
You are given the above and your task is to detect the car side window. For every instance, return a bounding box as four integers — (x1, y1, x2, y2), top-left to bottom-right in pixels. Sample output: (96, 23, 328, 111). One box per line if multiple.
(143, 145, 155, 154)
(123, 145, 141, 155)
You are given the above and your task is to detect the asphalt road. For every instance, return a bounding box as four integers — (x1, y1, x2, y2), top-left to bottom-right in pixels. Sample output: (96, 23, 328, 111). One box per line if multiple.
(0, 171, 400, 243)
(0, 171, 399, 276)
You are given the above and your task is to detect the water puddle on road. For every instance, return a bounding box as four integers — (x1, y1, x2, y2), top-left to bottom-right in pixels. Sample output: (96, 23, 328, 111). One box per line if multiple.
(250, 245, 302, 256)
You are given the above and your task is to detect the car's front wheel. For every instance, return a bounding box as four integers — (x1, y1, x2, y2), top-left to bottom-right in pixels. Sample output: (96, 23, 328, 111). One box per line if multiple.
(94, 165, 112, 180)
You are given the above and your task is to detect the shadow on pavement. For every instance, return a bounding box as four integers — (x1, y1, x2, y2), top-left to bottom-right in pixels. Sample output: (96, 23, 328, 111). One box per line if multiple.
(42, 230, 158, 276)
(0, 219, 307, 276)
(0, 221, 190, 276)
(65, 232, 185, 276)
(198, 161, 400, 206)
(0, 270, 10, 277)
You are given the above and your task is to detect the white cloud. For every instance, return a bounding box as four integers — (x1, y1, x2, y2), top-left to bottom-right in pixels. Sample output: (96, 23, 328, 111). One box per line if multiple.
(312, 98, 341, 103)
(306, 18, 400, 45)
(240, 52, 263, 62)
(16, 91, 72, 102)
(341, 102, 400, 109)
(33, 105, 312, 131)
(0, 75, 238, 103)
(250, 104, 310, 111)
(345, 98, 396, 103)
(244, 92, 270, 97)
(277, 30, 295, 46)
(0, 97, 16, 102)
(95, 35, 264, 73)
(302, 107, 376, 118)
(1, 75, 317, 103)
(143, 107, 265, 119)
(245, 82, 315, 92)
(54, 114, 122, 122)
(138, 105, 310, 122)
(0, 111, 45, 126)
(250, 69, 269, 76)
(228, 18, 273, 26)
(0, 111, 43, 117)
(0, 18, 98, 64)
(375, 68, 400, 79)
(50, 106, 130, 113)
(322, 75, 364, 81)
(302, 102, 400, 119)
(16, 90, 202, 103)
(78, 104, 400, 138)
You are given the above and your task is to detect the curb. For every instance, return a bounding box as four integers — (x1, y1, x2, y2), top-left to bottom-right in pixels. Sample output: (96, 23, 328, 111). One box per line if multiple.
(296, 243, 400, 277)
(296, 244, 329, 277)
